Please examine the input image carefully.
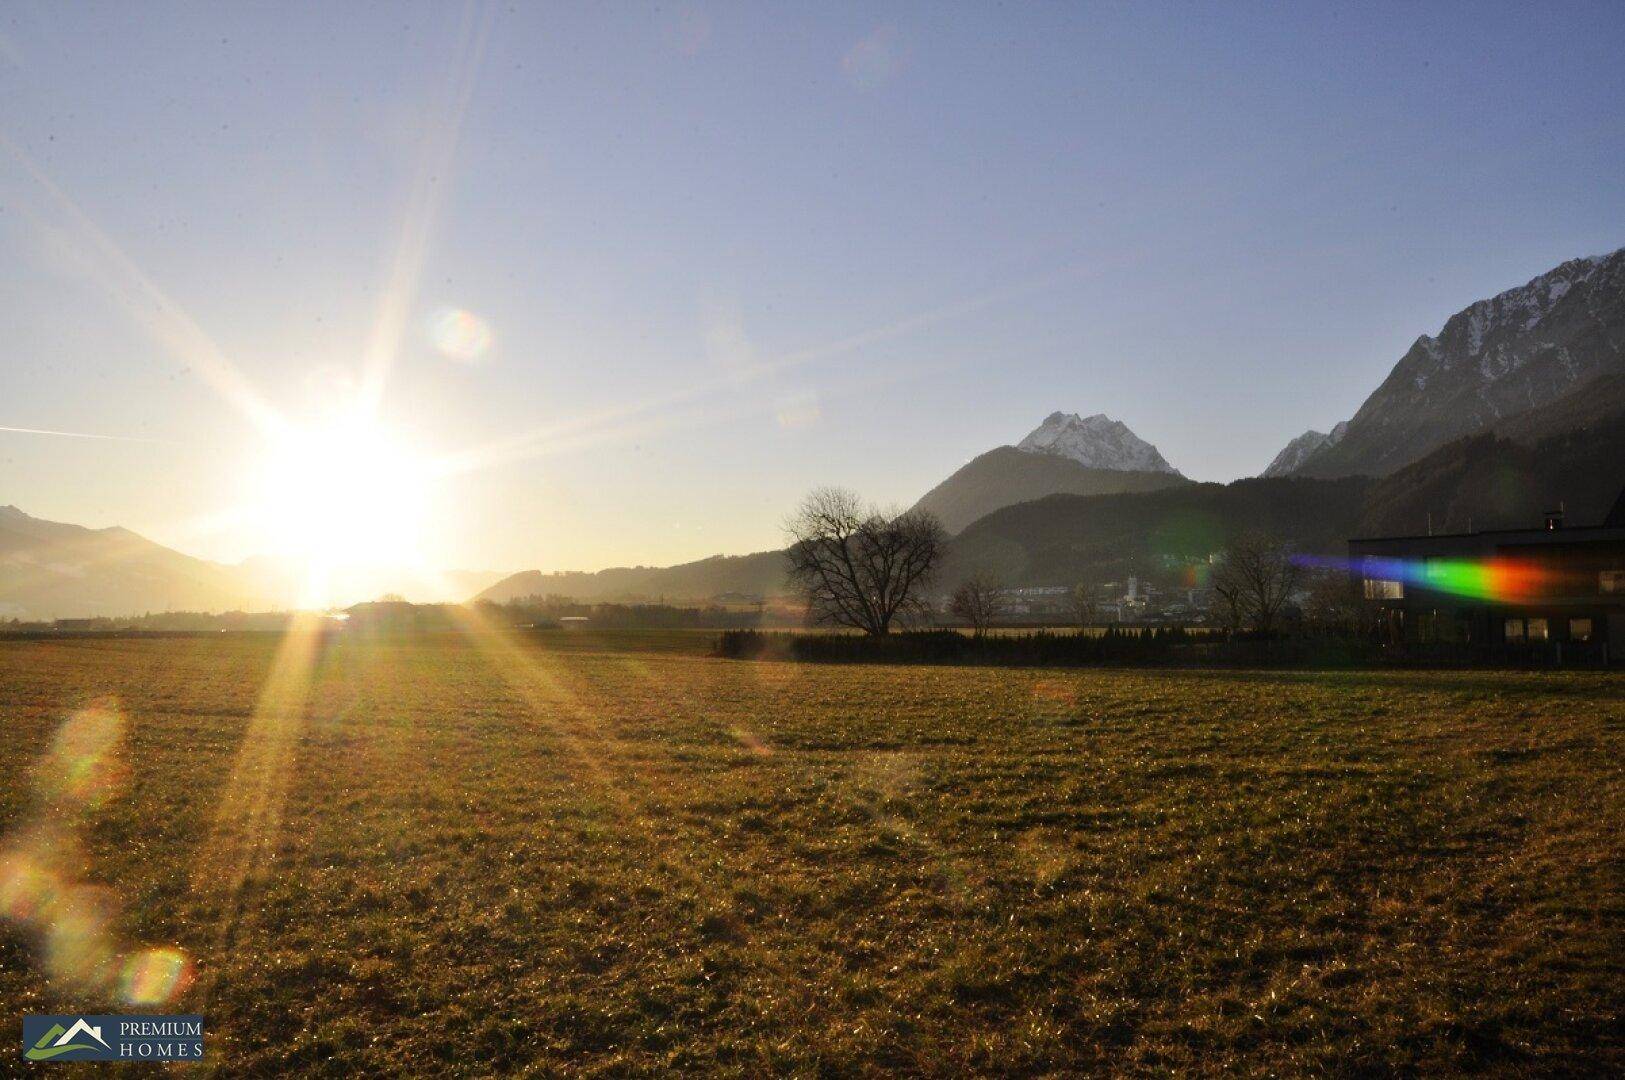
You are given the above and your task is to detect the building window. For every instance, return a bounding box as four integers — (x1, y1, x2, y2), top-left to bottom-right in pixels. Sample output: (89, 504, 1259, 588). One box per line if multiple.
(1527, 618, 1550, 641)
(1570, 618, 1593, 642)
(1601, 570, 1625, 594)
(1504, 618, 1525, 642)
(1363, 578, 1403, 600)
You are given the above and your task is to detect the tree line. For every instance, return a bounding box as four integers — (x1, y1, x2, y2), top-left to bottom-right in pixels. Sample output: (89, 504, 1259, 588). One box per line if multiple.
(784, 486, 1373, 638)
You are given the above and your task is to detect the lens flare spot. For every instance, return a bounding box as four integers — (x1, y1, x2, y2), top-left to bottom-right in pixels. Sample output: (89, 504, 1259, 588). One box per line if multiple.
(2, 708, 193, 1004)
(775, 393, 821, 430)
(1032, 679, 1077, 707)
(119, 947, 194, 1006)
(39, 702, 127, 810)
(0, 850, 61, 922)
(730, 727, 773, 757)
(430, 308, 493, 364)
(44, 887, 116, 988)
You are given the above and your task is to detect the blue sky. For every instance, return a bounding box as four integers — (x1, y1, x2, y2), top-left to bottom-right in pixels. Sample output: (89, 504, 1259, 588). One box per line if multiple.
(2, 2, 1622, 573)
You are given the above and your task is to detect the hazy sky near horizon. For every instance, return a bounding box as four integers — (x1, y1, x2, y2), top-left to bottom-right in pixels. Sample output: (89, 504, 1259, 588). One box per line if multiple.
(3, 1, 1623, 574)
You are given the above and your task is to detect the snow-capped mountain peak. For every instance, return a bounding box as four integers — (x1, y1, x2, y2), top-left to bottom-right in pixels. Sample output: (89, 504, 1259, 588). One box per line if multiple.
(1424, 253, 1613, 381)
(1275, 246, 1624, 479)
(1261, 421, 1348, 477)
(1016, 412, 1180, 475)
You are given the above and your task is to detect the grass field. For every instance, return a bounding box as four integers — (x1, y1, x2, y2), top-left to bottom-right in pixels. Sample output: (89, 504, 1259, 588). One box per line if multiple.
(0, 630, 1620, 1075)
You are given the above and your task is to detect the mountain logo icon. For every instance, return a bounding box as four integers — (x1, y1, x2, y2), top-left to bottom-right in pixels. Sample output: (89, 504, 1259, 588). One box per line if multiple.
(24, 1017, 110, 1061)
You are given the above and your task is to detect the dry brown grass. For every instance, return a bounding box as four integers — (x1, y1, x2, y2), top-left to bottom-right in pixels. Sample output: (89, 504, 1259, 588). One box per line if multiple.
(0, 631, 1619, 1075)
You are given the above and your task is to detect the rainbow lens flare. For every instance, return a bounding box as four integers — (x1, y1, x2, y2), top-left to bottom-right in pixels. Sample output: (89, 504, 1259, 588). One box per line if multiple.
(1361, 556, 1549, 601)
(119, 947, 194, 1006)
(1298, 554, 1560, 602)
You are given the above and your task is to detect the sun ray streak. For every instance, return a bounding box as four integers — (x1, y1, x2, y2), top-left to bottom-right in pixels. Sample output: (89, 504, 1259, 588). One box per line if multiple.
(438, 594, 993, 1009)
(442, 603, 760, 913)
(358, 0, 495, 415)
(430, 353, 940, 481)
(191, 612, 325, 991)
(430, 261, 1085, 479)
(0, 131, 287, 438)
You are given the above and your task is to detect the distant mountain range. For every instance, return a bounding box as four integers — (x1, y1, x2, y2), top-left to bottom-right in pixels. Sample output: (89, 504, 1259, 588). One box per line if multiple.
(8, 246, 1623, 618)
(0, 506, 266, 620)
(941, 366, 1625, 588)
(473, 552, 785, 607)
(233, 557, 507, 612)
(0, 506, 507, 621)
(475, 410, 1191, 602)
(478, 247, 1624, 601)
(1357, 368, 1625, 537)
(946, 410, 1625, 590)
(1269, 247, 1625, 479)
(943, 476, 1376, 588)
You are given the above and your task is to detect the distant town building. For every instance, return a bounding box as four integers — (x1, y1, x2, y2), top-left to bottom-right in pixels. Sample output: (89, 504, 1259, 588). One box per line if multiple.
(710, 592, 765, 607)
(52, 618, 98, 632)
(990, 585, 1071, 617)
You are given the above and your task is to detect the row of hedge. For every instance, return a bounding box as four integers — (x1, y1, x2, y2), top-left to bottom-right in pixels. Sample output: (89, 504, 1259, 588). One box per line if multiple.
(716, 627, 1222, 666)
(712, 628, 1610, 668)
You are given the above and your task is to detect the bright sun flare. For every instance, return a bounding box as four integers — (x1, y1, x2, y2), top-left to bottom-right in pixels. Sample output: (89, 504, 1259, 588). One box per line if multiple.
(253, 416, 430, 577)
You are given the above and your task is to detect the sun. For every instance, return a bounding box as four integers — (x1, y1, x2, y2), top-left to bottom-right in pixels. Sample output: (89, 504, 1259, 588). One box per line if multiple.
(252, 414, 431, 584)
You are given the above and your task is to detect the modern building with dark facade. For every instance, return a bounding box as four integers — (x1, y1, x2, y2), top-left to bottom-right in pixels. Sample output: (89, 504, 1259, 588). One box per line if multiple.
(1348, 488, 1625, 660)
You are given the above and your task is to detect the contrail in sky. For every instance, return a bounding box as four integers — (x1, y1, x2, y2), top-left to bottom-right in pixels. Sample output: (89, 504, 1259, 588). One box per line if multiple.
(0, 424, 176, 445)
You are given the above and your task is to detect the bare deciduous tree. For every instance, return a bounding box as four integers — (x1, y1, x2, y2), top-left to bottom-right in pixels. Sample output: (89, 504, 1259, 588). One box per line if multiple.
(1212, 579, 1245, 631)
(785, 487, 948, 636)
(1069, 583, 1098, 627)
(1210, 530, 1302, 634)
(949, 574, 1008, 638)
